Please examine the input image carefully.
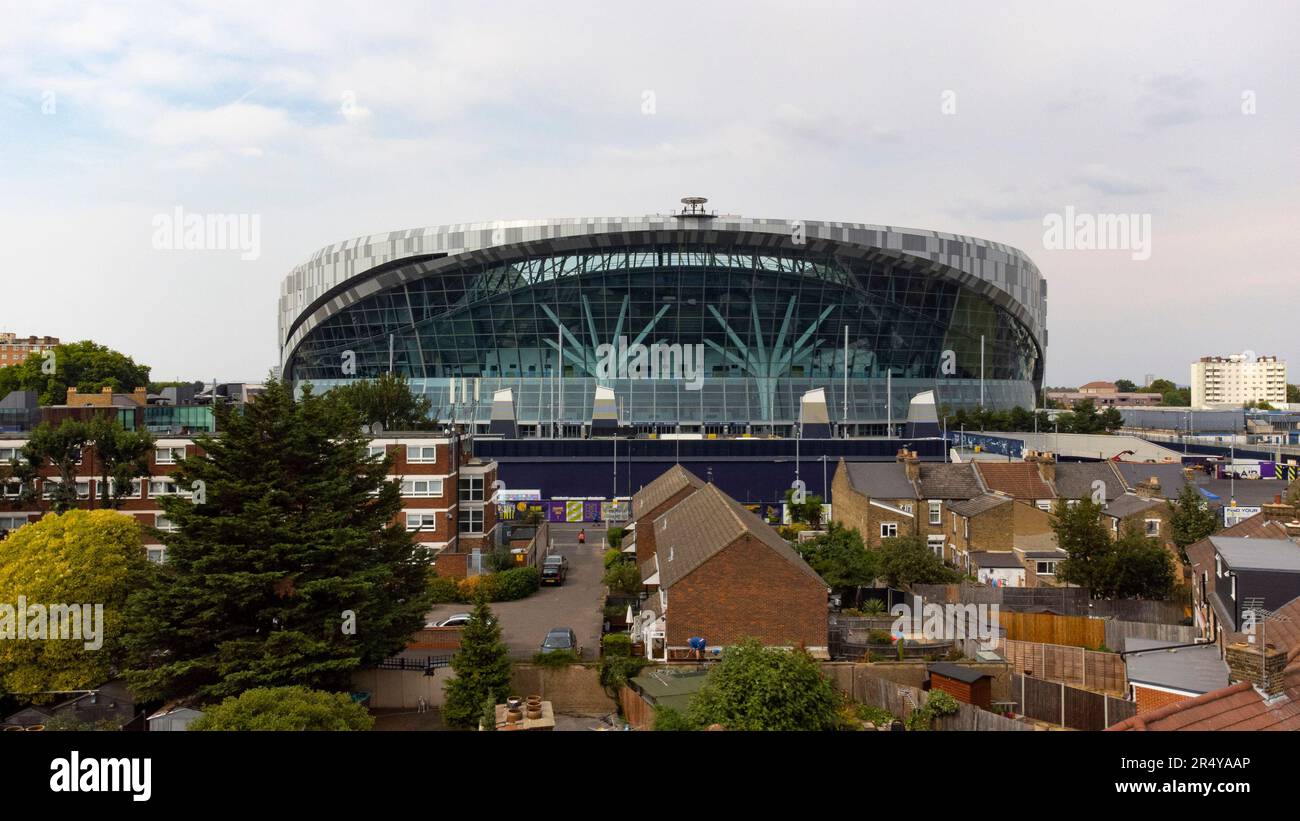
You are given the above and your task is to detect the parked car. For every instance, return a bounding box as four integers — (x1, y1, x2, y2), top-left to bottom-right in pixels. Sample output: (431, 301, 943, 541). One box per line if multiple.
(539, 627, 580, 656)
(427, 613, 494, 628)
(540, 555, 569, 585)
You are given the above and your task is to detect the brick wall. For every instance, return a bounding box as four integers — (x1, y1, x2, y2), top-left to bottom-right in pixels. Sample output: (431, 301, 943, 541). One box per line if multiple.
(666, 534, 827, 650)
(1133, 684, 1190, 713)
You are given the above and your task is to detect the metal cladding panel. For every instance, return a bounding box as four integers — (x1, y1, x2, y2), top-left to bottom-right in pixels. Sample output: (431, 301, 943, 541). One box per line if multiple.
(278, 214, 1047, 370)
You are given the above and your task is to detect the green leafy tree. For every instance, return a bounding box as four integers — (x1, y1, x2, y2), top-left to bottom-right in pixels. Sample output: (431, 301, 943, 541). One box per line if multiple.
(1167, 484, 1218, 561)
(1050, 498, 1113, 592)
(1099, 407, 1124, 432)
(1114, 379, 1138, 393)
(122, 379, 433, 702)
(20, 419, 90, 513)
(189, 686, 373, 731)
(87, 416, 154, 509)
(323, 373, 435, 431)
(686, 639, 843, 731)
(784, 488, 824, 528)
(443, 596, 513, 729)
(1105, 525, 1176, 600)
(0, 340, 150, 406)
(0, 510, 149, 697)
(1288, 384, 1300, 404)
(603, 561, 642, 596)
(795, 523, 877, 606)
(878, 535, 961, 588)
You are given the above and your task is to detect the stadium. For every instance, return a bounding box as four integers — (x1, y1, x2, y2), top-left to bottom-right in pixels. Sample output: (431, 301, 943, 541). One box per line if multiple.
(278, 200, 1047, 436)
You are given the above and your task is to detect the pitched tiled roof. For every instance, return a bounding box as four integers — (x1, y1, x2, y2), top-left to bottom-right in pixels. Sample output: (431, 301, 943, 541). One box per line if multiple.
(1053, 462, 1124, 503)
(1106, 681, 1300, 731)
(949, 493, 1011, 518)
(652, 483, 825, 590)
(1102, 493, 1165, 519)
(843, 461, 917, 500)
(974, 462, 1054, 500)
(969, 551, 1024, 569)
(916, 463, 985, 499)
(631, 464, 705, 521)
(1113, 462, 1194, 500)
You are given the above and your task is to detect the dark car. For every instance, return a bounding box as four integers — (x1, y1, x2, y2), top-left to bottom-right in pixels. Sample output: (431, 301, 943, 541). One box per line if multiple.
(539, 627, 579, 656)
(540, 555, 569, 585)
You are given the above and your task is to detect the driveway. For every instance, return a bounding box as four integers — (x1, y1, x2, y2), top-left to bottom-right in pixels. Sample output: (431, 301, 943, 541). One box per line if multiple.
(426, 524, 607, 660)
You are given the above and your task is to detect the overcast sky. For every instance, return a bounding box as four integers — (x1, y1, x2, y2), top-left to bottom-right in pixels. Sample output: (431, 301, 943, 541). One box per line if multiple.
(1, 1, 1296, 388)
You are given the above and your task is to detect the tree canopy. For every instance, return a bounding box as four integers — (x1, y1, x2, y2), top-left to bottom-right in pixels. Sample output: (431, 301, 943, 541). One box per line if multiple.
(1167, 484, 1218, 560)
(877, 534, 962, 588)
(686, 639, 843, 731)
(1050, 497, 1113, 591)
(321, 373, 435, 431)
(795, 523, 878, 603)
(0, 340, 150, 406)
(1052, 499, 1177, 599)
(189, 685, 373, 731)
(0, 510, 149, 697)
(122, 379, 433, 703)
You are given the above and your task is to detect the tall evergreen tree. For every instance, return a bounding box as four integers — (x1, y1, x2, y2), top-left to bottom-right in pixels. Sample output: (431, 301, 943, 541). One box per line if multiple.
(1050, 497, 1113, 593)
(122, 380, 433, 702)
(443, 596, 512, 729)
(1167, 484, 1218, 561)
(323, 373, 435, 431)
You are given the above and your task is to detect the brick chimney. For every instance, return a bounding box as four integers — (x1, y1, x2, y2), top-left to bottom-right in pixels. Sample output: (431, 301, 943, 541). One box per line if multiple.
(896, 448, 921, 483)
(1134, 476, 1162, 499)
(1225, 642, 1288, 697)
(1027, 451, 1056, 483)
(1261, 496, 1298, 522)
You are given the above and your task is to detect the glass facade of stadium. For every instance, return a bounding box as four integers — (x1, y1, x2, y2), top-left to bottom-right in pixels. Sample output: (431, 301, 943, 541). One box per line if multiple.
(283, 237, 1044, 435)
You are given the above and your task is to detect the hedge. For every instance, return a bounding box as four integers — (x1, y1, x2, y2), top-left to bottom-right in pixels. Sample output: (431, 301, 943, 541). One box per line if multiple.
(429, 566, 541, 604)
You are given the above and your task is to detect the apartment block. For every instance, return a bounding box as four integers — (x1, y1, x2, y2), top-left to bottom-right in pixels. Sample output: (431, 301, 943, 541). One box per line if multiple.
(1191, 353, 1287, 408)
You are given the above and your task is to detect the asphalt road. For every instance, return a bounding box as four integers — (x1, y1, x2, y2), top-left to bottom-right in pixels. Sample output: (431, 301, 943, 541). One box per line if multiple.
(426, 524, 607, 660)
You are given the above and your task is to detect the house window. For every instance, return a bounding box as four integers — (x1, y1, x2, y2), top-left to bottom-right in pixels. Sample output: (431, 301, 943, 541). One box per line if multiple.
(1036, 561, 1058, 576)
(401, 478, 443, 497)
(1215, 556, 1222, 577)
(964, 518, 969, 540)
(1144, 519, 1160, 537)
(0, 447, 20, 462)
(1, 480, 23, 499)
(406, 513, 439, 532)
(406, 445, 437, 463)
(366, 445, 387, 460)
(0, 515, 28, 531)
(928, 534, 945, 557)
(928, 500, 941, 525)
(459, 476, 484, 502)
(75, 480, 91, 500)
(149, 478, 188, 497)
(880, 522, 898, 539)
(155, 515, 180, 533)
(154, 447, 184, 465)
(459, 508, 483, 534)
(108, 478, 143, 499)
(146, 546, 167, 564)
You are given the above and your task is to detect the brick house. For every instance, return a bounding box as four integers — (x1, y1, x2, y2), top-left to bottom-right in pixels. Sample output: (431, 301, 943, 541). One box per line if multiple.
(829, 458, 920, 548)
(628, 463, 706, 568)
(915, 462, 987, 559)
(637, 481, 828, 660)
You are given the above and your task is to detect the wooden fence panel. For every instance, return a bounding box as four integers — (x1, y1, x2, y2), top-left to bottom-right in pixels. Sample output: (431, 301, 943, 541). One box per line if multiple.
(998, 612, 1105, 648)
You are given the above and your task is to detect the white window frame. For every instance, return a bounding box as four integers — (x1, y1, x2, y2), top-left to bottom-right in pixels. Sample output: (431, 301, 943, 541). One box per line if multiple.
(366, 445, 387, 460)
(928, 500, 941, 526)
(1036, 560, 1058, 576)
(108, 477, 143, 499)
(880, 522, 898, 539)
(401, 478, 444, 498)
(146, 546, 167, 564)
(155, 514, 180, 533)
(406, 445, 437, 463)
(406, 512, 439, 532)
(154, 446, 184, 465)
(1144, 518, 1160, 537)
(927, 534, 946, 557)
